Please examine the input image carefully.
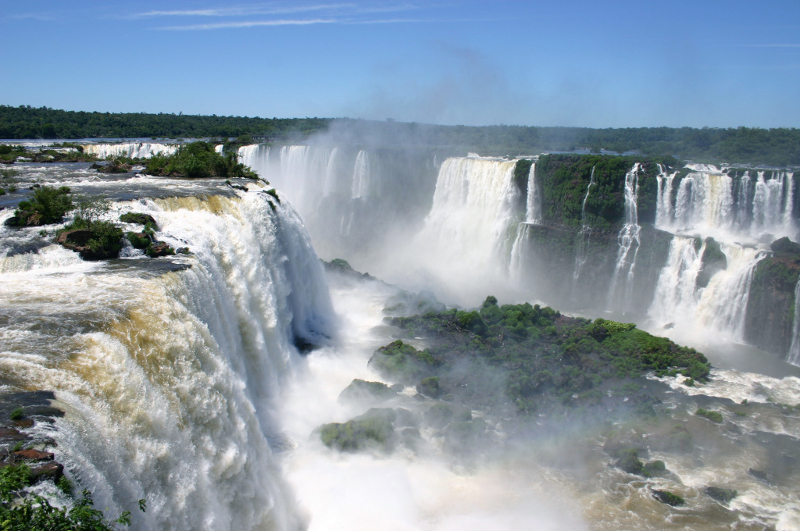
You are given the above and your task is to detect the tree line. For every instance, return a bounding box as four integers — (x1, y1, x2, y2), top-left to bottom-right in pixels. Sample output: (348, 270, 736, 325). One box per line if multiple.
(2, 106, 799, 166)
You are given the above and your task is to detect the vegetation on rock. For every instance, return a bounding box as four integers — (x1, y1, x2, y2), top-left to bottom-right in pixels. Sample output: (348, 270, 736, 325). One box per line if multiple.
(145, 141, 257, 178)
(696, 408, 723, 423)
(377, 296, 710, 416)
(5, 186, 73, 227)
(652, 489, 685, 507)
(319, 408, 397, 452)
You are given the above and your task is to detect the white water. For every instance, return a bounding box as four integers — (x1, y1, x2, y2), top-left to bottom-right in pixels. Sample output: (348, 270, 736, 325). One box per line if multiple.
(524, 162, 541, 223)
(0, 191, 334, 530)
(788, 279, 800, 366)
(651, 241, 767, 343)
(607, 163, 642, 312)
(656, 167, 796, 241)
(82, 142, 179, 159)
(413, 156, 520, 304)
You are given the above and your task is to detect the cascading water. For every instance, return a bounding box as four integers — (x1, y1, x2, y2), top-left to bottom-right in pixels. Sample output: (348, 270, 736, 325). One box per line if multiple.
(654, 163, 676, 229)
(81, 142, 179, 159)
(648, 236, 705, 327)
(524, 162, 540, 223)
(0, 191, 334, 530)
(234, 143, 439, 266)
(788, 279, 800, 366)
(607, 163, 642, 313)
(571, 166, 596, 297)
(695, 244, 766, 341)
(417, 156, 520, 303)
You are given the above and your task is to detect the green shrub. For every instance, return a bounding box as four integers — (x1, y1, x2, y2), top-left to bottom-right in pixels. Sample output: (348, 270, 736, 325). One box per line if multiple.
(696, 408, 723, 423)
(6, 186, 73, 227)
(10, 407, 24, 420)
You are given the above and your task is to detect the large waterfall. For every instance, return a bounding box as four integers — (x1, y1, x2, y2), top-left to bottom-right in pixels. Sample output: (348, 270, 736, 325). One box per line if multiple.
(656, 165, 796, 240)
(0, 190, 334, 530)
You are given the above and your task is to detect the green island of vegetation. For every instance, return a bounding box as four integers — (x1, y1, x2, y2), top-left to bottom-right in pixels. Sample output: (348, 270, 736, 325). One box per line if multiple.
(145, 141, 257, 178)
(369, 296, 709, 417)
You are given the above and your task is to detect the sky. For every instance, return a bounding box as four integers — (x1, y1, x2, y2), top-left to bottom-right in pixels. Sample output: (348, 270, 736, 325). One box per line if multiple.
(1, 0, 799, 128)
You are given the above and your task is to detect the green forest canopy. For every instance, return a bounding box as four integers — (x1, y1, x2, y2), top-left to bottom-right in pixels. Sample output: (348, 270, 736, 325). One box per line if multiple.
(1, 105, 799, 166)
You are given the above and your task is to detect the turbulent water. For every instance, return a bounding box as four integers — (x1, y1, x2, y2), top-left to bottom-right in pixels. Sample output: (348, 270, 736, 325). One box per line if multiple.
(2, 146, 800, 530)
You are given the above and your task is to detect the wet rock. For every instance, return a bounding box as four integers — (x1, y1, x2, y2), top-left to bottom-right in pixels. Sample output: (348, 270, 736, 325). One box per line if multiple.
(119, 212, 157, 228)
(146, 241, 175, 258)
(22, 405, 64, 418)
(176, 247, 190, 254)
(424, 404, 453, 429)
(705, 486, 737, 504)
(13, 449, 54, 462)
(318, 408, 397, 453)
(614, 449, 644, 475)
(0, 427, 30, 443)
(338, 379, 397, 404)
(652, 489, 684, 506)
(29, 462, 63, 483)
(749, 468, 771, 483)
(643, 460, 668, 477)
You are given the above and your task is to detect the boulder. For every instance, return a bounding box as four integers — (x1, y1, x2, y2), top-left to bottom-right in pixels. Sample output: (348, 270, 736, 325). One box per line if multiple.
(338, 379, 397, 404)
(652, 489, 684, 506)
(146, 241, 175, 258)
(13, 449, 54, 462)
(705, 486, 737, 503)
(29, 462, 63, 483)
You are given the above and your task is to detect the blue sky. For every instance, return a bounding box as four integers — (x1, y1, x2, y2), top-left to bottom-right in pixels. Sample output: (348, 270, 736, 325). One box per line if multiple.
(1, 0, 799, 128)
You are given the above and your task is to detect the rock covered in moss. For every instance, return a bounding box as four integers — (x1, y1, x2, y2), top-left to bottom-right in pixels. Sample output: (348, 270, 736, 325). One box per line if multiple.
(705, 486, 737, 504)
(338, 379, 398, 404)
(368, 340, 436, 384)
(319, 408, 397, 452)
(615, 449, 645, 475)
(652, 489, 684, 506)
(417, 376, 440, 398)
(119, 212, 157, 229)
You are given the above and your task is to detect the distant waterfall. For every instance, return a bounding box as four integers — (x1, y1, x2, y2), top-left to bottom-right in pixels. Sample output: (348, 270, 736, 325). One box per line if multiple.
(789, 279, 800, 366)
(607, 163, 642, 312)
(571, 167, 596, 295)
(235, 143, 439, 263)
(524, 162, 541, 223)
(82, 142, 179, 159)
(0, 192, 334, 530)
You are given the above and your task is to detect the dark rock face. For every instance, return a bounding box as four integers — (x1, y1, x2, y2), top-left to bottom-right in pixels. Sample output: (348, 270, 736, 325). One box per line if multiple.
(705, 486, 737, 503)
(696, 237, 727, 288)
(515, 223, 672, 315)
(744, 254, 800, 358)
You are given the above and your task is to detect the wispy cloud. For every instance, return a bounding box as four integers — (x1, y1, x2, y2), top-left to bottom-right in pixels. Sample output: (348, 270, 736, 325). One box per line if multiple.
(135, 4, 356, 18)
(159, 18, 339, 30)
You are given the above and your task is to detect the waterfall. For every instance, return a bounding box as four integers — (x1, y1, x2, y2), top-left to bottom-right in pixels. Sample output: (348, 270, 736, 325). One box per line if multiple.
(351, 150, 370, 199)
(524, 162, 541, 223)
(607, 163, 642, 312)
(238, 143, 270, 179)
(735, 171, 753, 230)
(654, 163, 676, 229)
(695, 245, 766, 341)
(571, 167, 596, 295)
(416, 157, 520, 300)
(82, 142, 179, 159)
(671, 171, 734, 233)
(0, 192, 334, 530)
(789, 279, 800, 366)
(648, 236, 705, 326)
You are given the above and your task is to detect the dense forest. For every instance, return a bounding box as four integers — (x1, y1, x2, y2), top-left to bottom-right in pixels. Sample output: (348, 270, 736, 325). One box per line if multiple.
(2, 105, 799, 166)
